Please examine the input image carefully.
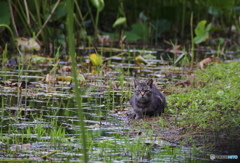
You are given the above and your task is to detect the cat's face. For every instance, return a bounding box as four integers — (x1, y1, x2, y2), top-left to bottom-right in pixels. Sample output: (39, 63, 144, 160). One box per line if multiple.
(134, 79, 153, 101)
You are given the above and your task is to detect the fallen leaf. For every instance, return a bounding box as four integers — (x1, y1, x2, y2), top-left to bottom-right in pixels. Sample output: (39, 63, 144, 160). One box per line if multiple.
(199, 56, 221, 69)
(175, 80, 191, 87)
(62, 65, 72, 72)
(41, 74, 58, 84)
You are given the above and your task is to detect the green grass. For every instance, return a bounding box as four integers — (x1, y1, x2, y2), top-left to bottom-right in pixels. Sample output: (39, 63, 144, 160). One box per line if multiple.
(167, 61, 240, 152)
(66, 0, 88, 162)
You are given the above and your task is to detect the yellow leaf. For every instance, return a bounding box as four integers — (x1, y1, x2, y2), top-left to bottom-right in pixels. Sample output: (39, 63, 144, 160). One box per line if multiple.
(135, 56, 148, 64)
(57, 76, 73, 82)
(25, 54, 53, 63)
(57, 74, 85, 82)
(89, 53, 103, 66)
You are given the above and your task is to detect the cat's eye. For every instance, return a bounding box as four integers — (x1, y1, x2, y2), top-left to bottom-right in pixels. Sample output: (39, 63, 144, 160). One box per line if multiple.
(135, 90, 141, 93)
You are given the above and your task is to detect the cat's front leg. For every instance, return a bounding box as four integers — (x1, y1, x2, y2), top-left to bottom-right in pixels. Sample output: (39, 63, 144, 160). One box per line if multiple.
(133, 114, 142, 119)
(133, 109, 143, 119)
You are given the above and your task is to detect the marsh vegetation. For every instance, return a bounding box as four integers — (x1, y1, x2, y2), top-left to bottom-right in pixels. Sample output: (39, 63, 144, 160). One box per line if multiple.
(0, 0, 240, 162)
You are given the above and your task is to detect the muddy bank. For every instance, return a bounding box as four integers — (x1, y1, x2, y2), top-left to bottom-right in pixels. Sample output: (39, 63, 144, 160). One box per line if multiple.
(127, 115, 240, 155)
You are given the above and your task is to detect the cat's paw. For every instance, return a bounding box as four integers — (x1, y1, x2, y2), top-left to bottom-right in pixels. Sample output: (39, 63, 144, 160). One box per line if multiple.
(134, 113, 143, 119)
(135, 116, 142, 119)
(126, 112, 136, 119)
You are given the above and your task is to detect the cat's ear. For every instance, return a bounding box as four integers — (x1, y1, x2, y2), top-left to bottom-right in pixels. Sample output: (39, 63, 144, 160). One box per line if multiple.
(147, 79, 153, 88)
(134, 79, 140, 88)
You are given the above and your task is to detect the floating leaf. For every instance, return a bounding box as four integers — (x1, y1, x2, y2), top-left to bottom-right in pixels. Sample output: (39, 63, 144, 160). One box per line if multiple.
(90, 0, 105, 12)
(112, 17, 126, 28)
(15, 37, 41, 51)
(57, 73, 85, 82)
(89, 53, 103, 66)
(41, 74, 58, 84)
(26, 55, 53, 63)
(57, 76, 73, 82)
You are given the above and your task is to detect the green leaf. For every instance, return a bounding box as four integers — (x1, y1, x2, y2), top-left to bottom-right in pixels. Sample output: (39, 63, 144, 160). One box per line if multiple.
(112, 17, 126, 28)
(0, 2, 11, 25)
(28, 55, 53, 63)
(124, 23, 148, 42)
(152, 19, 171, 37)
(194, 20, 207, 36)
(194, 20, 212, 44)
(90, 0, 105, 12)
(101, 32, 119, 40)
(139, 12, 148, 22)
(131, 23, 148, 40)
(208, 6, 221, 17)
(124, 31, 141, 42)
(52, 2, 66, 20)
(174, 52, 186, 65)
(194, 34, 208, 44)
(206, 0, 235, 10)
(206, 23, 212, 31)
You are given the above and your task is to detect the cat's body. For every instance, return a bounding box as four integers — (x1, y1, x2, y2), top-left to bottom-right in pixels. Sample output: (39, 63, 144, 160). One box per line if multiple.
(130, 79, 166, 119)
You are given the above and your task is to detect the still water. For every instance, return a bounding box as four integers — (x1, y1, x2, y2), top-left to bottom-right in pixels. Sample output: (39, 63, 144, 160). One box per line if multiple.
(0, 49, 223, 162)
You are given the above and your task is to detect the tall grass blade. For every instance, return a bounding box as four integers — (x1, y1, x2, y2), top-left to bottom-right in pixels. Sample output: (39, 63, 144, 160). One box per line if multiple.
(66, 0, 88, 162)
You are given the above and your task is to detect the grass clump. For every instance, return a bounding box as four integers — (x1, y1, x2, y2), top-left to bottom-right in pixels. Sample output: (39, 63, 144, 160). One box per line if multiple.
(167, 62, 240, 153)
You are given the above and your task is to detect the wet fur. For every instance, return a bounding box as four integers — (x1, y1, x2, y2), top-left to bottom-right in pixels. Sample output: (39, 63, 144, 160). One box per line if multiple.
(130, 79, 166, 119)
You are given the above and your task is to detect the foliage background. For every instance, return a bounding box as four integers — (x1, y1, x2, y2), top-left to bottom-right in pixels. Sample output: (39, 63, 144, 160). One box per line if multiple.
(1, 0, 240, 50)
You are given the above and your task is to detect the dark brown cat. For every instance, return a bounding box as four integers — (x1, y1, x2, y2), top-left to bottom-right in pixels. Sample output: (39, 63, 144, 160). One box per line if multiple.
(130, 79, 166, 119)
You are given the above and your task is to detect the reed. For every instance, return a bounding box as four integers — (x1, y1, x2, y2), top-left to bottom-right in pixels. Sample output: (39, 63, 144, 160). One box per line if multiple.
(66, 0, 88, 162)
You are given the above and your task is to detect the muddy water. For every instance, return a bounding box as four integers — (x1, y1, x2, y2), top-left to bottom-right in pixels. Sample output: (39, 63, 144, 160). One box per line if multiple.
(0, 49, 226, 162)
